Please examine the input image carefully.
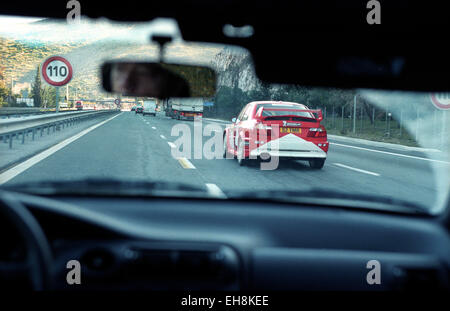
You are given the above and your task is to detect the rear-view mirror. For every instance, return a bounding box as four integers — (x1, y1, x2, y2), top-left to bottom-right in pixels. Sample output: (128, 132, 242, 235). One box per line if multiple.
(102, 62, 216, 99)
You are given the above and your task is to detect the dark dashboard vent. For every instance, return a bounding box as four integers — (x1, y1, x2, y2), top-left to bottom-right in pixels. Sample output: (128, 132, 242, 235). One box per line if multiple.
(397, 267, 447, 291)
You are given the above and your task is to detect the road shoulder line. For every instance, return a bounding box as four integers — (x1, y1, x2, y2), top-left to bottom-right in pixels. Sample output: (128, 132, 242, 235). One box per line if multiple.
(333, 162, 380, 176)
(0, 113, 122, 184)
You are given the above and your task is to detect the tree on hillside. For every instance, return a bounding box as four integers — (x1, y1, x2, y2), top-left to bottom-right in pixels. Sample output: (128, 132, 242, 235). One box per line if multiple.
(42, 85, 56, 108)
(0, 66, 9, 104)
(31, 65, 42, 107)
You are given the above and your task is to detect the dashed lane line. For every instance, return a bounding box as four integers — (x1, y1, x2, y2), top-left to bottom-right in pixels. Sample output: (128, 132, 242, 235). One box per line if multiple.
(176, 157, 196, 169)
(205, 183, 227, 198)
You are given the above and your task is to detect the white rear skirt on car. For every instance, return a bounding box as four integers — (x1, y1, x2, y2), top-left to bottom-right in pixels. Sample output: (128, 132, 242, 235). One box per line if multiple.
(249, 133, 326, 158)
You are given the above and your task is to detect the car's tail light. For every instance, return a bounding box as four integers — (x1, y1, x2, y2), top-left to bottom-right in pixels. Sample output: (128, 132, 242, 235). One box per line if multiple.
(307, 126, 327, 137)
(181, 112, 185, 116)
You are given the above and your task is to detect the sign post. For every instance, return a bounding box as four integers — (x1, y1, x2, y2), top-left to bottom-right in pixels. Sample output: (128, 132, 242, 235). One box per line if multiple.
(42, 56, 73, 112)
(56, 87, 60, 112)
(430, 93, 450, 150)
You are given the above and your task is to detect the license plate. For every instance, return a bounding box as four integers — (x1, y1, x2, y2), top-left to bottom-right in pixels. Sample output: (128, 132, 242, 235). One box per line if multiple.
(280, 127, 301, 134)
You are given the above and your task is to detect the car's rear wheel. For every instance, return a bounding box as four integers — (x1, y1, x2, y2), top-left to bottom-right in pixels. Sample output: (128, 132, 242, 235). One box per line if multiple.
(309, 158, 325, 169)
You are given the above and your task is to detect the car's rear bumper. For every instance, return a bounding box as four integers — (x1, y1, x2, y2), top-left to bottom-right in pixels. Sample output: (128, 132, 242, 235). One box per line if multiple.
(249, 149, 327, 159)
(246, 134, 328, 159)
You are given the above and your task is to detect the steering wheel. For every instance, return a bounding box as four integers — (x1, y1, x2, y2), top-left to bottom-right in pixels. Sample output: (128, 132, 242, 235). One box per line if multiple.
(0, 191, 53, 290)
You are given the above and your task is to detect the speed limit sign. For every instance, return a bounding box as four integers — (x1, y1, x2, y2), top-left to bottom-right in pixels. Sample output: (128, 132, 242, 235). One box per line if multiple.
(430, 93, 450, 110)
(42, 56, 73, 86)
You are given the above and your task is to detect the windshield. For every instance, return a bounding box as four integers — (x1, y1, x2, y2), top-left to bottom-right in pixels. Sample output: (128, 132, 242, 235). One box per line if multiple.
(0, 16, 449, 215)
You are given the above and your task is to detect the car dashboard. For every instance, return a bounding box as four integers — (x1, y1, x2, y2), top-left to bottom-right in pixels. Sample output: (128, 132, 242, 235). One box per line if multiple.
(2, 192, 450, 291)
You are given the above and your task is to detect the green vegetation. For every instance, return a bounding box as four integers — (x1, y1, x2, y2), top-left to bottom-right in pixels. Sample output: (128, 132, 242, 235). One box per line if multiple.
(322, 118, 419, 147)
(0, 37, 79, 87)
(0, 65, 8, 106)
(205, 85, 420, 147)
(0, 37, 87, 106)
(31, 65, 42, 107)
(206, 85, 356, 121)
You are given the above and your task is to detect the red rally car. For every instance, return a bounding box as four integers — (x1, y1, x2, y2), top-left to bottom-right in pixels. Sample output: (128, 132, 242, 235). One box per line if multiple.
(223, 101, 329, 169)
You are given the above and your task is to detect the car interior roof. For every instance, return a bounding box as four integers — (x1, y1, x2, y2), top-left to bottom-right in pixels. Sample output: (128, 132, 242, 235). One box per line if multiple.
(1, 0, 449, 91)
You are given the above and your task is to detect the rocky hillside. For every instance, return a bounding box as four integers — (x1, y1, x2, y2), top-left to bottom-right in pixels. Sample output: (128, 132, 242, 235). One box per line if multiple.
(0, 37, 82, 88)
(211, 47, 261, 92)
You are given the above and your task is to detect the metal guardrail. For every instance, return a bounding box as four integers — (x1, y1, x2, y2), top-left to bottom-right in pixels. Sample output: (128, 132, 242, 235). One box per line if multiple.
(0, 110, 120, 149)
(0, 107, 79, 117)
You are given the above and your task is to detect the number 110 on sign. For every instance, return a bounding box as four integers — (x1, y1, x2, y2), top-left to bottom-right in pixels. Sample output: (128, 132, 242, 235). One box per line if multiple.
(47, 64, 68, 78)
(42, 56, 73, 87)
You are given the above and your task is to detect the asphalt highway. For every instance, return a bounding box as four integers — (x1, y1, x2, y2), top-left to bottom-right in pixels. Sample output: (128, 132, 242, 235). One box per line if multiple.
(2, 111, 448, 211)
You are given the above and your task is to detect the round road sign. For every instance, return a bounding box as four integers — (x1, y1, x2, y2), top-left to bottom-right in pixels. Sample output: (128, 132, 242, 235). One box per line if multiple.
(115, 98, 121, 105)
(42, 56, 73, 86)
(430, 93, 450, 110)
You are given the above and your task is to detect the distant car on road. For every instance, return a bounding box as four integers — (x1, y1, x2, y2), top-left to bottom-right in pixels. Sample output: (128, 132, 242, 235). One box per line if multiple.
(75, 101, 83, 110)
(131, 106, 136, 111)
(142, 99, 157, 116)
(223, 101, 329, 168)
(135, 106, 143, 114)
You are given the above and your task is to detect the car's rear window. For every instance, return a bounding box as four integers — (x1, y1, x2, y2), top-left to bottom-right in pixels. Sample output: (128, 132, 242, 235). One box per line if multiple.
(257, 104, 314, 119)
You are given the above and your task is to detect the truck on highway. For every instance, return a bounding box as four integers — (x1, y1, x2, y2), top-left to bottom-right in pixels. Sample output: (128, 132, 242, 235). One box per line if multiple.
(142, 99, 157, 116)
(166, 98, 203, 120)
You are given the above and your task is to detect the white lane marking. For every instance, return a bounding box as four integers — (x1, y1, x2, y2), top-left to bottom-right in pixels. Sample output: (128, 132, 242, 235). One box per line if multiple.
(167, 142, 176, 148)
(205, 183, 227, 198)
(0, 112, 123, 184)
(160, 135, 166, 140)
(330, 142, 450, 165)
(333, 163, 380, 177)
(176, 157, 196, 169)
(151, 126, 156, 130)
